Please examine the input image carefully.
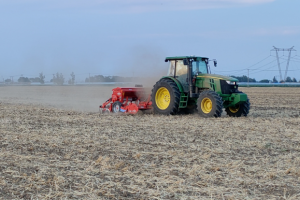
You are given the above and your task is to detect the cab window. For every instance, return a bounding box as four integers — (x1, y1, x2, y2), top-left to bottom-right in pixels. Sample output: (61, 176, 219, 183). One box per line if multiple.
(192, 61, 208, 75)
(176, 60, 187, 76)
(167, 60, 175, 76)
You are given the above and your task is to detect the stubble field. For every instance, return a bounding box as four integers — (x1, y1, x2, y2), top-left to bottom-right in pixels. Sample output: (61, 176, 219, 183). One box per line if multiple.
(0, 86, 300, 199)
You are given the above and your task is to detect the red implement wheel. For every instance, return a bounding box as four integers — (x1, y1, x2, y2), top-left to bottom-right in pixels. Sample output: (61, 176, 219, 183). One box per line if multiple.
(112, 101, 122, 113)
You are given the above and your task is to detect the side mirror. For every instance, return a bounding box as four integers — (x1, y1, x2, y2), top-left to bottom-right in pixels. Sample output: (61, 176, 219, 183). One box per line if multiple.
(183, 58, 189, 65)
(213, 60, 217, 67)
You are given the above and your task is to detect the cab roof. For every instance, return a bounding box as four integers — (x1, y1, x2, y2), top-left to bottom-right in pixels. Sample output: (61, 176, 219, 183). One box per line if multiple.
(165, 56, 209, 62)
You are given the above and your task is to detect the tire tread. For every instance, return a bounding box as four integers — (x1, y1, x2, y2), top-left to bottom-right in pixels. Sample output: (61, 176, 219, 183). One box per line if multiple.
(197, 90, 223, 118)
(225, 98, 250, 117)
(151, 79, 180, 115)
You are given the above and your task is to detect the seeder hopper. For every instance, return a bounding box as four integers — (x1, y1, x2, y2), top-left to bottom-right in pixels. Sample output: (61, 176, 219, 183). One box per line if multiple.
(99, 87, 152, 114)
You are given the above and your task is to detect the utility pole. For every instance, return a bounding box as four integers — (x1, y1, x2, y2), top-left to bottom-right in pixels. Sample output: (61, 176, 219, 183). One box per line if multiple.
(247, 69, 249, 87)
(271, 46, 296, 82)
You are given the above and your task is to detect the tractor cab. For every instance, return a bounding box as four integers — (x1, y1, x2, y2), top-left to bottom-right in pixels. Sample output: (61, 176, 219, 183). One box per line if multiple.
(167, 56, 210, 78)
(165, 56, 213, 94)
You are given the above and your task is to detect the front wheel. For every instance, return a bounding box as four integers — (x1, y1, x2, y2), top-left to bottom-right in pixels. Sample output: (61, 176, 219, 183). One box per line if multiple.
(225, 99, 250, 117)
(197, 90, 223, 118)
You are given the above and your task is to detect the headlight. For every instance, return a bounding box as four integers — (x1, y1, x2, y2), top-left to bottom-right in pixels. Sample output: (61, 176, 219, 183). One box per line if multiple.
(226, 81, 236, 85)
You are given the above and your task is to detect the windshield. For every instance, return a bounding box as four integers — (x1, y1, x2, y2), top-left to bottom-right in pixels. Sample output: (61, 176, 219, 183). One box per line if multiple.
(192, 61, 208, 75)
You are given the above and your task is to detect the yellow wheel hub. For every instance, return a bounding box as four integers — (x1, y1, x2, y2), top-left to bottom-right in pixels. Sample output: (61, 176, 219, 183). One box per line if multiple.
(229, 105, 240, 113)
(155, 87, 171, 110)
(201, 98, 213, 114)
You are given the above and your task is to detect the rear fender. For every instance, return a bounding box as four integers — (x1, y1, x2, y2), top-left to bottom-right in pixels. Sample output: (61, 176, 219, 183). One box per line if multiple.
(160, 76, 184, 93)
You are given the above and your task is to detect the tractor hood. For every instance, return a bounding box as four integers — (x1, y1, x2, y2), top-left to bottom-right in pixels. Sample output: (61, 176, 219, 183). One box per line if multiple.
(197, 74, 238, 82)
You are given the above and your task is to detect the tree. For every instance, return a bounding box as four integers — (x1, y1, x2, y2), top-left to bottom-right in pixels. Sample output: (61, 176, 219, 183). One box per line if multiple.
(285, 76, 293, 82)
(5, 79, 11, 83)
(39, 73, 45, 84)
(18, 77, 30, 83)
(272, 76, 278, 83)
(52, 73, 64, 85)
(29, 77, 41, 82)
(292, 77, 297, 82)
(85, 75, 105, 82)
(68, 72, 75, 85)
(259, 79, 270, 83)
(231, 75, 256, 82)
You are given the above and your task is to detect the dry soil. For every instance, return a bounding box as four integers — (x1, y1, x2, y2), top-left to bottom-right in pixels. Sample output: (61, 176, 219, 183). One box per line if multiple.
(0, 86, 300, 199)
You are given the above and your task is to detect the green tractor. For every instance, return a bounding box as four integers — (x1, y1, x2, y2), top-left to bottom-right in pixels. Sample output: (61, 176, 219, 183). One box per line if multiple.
(151, 56, 250, 117)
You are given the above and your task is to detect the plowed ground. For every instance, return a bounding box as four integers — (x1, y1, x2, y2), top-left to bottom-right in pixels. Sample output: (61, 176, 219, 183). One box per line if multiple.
(0, 86, 300, 199)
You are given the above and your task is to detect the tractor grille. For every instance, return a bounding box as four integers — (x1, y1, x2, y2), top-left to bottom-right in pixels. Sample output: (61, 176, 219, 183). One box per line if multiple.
(220, 80, 239, 94)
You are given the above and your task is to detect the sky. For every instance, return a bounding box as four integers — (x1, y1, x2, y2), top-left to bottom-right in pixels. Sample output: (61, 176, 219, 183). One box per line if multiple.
(0, 0, 300, 82)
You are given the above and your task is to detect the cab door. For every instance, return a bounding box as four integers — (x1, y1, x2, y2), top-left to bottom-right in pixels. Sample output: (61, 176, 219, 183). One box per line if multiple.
(175, 60, 189, 92)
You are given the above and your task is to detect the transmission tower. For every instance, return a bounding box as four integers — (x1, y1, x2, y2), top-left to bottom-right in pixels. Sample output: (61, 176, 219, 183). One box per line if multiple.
(271, 46, 296, 82)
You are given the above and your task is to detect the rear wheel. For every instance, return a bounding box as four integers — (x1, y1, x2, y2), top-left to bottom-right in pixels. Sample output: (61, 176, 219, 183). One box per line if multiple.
(197, 90, 223, 118)
(225, 98, 250, 117)
(151, 79, 180, 115)
(112, 101, 122, 113)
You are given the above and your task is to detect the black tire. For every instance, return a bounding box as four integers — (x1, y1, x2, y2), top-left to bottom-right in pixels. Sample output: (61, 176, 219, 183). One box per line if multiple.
(112, 101, 122, 113)
(225, 98, 250, 117)
(197, 90, 223, 118)
(151, 79, 180, 115)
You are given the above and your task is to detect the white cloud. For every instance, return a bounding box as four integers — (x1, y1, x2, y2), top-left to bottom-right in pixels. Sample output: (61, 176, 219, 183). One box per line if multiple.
(0, 0, 276, 13)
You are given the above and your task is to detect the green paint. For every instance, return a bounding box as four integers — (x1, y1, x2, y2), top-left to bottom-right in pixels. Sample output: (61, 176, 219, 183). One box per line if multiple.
(222, 93, 248, 108)
(161, 56, 249, 111)
(160, 76, 184, 93)
(165, 56, 208, 62)
(160, 76, 188, 108)
(197, 74, 238, 82)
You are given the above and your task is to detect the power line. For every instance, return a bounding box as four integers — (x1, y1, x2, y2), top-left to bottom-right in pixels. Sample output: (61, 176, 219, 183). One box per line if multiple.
(250, 60, 291, 75)
(215, 55, 272, 73)
(271, 55, 300, 63)
(220, 58, 278, 76)
(290, 57, 300, 62)
(242, 55, 272, 70)
(254, 69, 300, 71)
(247, 59, 278, 71)
(223, 58, 287, 77)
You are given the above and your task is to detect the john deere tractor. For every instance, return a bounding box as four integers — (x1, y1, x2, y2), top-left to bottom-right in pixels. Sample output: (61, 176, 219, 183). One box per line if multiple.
(151, 56, 250, 117)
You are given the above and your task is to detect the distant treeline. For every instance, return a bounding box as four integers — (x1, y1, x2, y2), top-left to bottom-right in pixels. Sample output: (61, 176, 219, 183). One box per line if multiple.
(231, 75, 299, 83)
(231, 75, 256, 82)
(17, 77, 42, 83)
(14, 73, 45, 84)
(85, 75, 133, 83)
(6, 72, 75, 85)
(4, 73, 299, 85)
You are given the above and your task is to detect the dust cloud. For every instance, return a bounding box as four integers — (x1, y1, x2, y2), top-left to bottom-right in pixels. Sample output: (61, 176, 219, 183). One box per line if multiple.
(1, 46, 169, 112)
(0, 85, 115, 112)
(115, 45, 169, 88)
